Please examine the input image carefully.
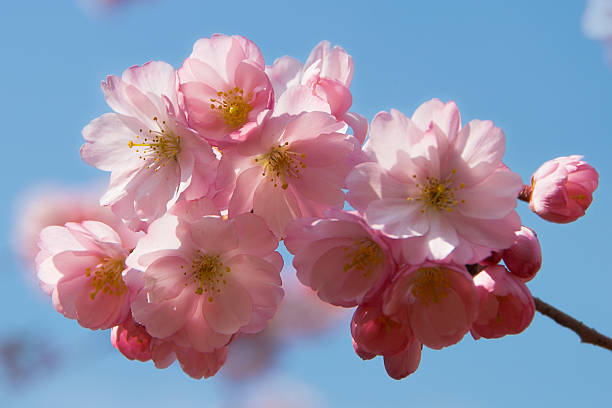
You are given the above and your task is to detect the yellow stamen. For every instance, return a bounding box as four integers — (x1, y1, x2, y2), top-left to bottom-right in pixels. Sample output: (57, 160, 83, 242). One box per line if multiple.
(411, 267, 452, 306)
(408, 170, 465, 211)
(186, 253, 230, 301)
(343, 238, 384, 277)
(85, 257, 127, 300)
(128, 117, 180, 172)
(255, 142, 306, 189)
(210, 86, 252, 128)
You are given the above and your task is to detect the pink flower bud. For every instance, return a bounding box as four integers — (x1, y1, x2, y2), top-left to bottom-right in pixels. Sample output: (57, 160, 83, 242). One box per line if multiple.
(111, 317, 153, 362)
(351, 303, 410, 357)
(472, 265, 535, 339)
(529, 155, 598, 223)
(502, 226, 541, 282)
(383, 338, 422, 380)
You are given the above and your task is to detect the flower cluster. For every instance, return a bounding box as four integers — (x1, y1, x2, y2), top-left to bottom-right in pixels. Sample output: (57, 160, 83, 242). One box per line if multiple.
(32, 34, 599, 380)
(285, 100, 599, 379)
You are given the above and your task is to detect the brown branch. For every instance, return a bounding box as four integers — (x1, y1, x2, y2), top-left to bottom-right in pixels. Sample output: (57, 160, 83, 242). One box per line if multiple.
(534, 296, 612, 352)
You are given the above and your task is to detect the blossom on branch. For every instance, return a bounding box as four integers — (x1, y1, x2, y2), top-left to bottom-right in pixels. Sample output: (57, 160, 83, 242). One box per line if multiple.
(528, 155, 599, 223)
(347, 99, 523, 264)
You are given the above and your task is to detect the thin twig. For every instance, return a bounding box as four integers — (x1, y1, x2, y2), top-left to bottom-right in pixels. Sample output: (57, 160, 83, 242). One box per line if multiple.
(533, 296, 612, 352)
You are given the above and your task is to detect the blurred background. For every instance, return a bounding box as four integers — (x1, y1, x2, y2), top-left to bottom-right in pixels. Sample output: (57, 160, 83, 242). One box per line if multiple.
(1, 0, 611, 406)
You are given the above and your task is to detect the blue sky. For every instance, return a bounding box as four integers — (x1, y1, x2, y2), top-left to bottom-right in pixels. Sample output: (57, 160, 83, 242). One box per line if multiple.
(1, 0, 611, 406)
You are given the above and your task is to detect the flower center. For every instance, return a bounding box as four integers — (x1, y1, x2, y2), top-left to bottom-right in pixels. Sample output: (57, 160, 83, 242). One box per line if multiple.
(411, 267, 452, 305)
(408, 170, 465, 212)
(210, 87, 253, 128)
(186, 252, 231, 302)
(128, 117, 180, 172)
(342, 238, 384, 277)
(254, 142, 306, 189)
(85, 257, 127, 300)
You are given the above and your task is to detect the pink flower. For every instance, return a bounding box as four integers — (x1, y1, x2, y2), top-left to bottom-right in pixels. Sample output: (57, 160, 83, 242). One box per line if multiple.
(285, 210, 394, 306)
(178, 34, 274, 146)
(346, 100, 522, 264)
(267, 41, 352, 116)
(266, 41, 367, 143)
(351, 303, 410, 357)
(127, 207, 283, 353)
(36, 221, 140, 330)
(111, 316, 153, 362)
(472, 265, 535, 339)
(529, 155, 599, 223)
(383, 263, 478, 349)
(221, 112, 358, 237)
(382, 338, 422, 380)
(502, 226, 541, 282)
(81, 61, 219, 229)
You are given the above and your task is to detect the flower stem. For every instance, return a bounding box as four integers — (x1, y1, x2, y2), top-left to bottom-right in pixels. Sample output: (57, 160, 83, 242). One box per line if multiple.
(533, 296, 612, 352)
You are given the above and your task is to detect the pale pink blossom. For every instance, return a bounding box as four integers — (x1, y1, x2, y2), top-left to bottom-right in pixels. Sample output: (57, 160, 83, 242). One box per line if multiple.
(382, 337, 422, 380)
(266, 41, 367, 143)
(36, 221, 141, 330)
(81, 61, 219, 230)
(285, 210, 394, 306)
(347, 100, 522, 264)
(221, 112, 358, 237)
(472, 265, 535, 339)
(502, 226, 541, 282)
(127, 208, 283, 353)
(529, 155, 599, 223)
(178, 34, 274, 146)
(383, 263, 478, 349)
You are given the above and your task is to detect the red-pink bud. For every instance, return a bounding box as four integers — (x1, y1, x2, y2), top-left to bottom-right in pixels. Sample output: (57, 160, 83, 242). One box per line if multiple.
(529, 155, 598, 223)
(502, 226, 541, 282)
(111, 317, 153, 362)
(472, 266, 535, 339)
(382, 338, 422, 380)
(351, 303, 410, 357)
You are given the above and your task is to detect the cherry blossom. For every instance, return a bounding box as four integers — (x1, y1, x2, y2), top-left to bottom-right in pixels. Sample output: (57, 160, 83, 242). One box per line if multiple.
(36, 221, 141, 330)
(472, 265, 535, 339)
(127, 206, 283, 353)
(383, 263, 478, 349)
(285, 210, 394, 306)
(347, 100, 523, 264)
(178, 34, 274, 146)
(81, 61, 219, 230)
(221, 111, 358, 237)
(266, 41, 368, 143)
(528, 155, 599, 223)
